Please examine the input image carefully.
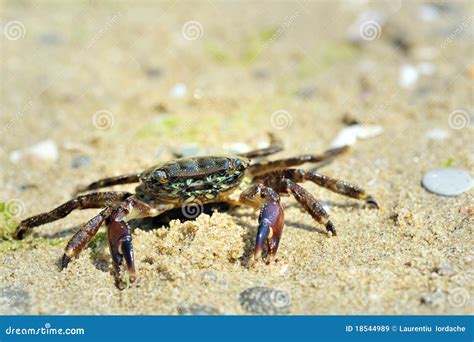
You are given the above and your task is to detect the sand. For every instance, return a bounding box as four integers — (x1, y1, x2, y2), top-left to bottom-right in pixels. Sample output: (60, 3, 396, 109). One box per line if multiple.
(0, 0, 473, 315)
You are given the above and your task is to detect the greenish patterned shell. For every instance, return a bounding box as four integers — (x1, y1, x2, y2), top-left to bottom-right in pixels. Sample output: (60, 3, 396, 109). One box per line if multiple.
(136, 156, 250, 202)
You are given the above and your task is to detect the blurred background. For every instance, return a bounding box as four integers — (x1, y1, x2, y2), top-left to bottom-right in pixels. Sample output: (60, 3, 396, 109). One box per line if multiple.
(0, 1, 472, 315)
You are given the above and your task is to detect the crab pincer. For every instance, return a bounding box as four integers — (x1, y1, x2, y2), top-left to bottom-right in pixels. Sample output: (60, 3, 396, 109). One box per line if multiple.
(15, 134, 378, 287)
(108, 219, 136, 283)
(254, 201, 285, 263)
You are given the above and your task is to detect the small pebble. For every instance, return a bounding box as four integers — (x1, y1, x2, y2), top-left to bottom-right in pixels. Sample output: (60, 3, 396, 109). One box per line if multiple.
(71, 155, 92, 169)
(422, 168, 473, 197)
(18, 184, 37, 191)
(239, 286, 291, 314)
(432, 264, 455, 276)
(145, 67, 162, 78)
(10, 139, 58, 164)
(296, 85, 317, 99)
(420, 289, 444, 306)
(331, 124, 383, 148)
(426, 128, 449, 140)
(342, 113, 360, 126)
(177, 304, 220, 315)
(399, 64, 419, 89)
(418, 62, 436, 76)
(170, 83, 187, 98)
(253, 68, 269, 79)
(40, 32, 64, 45)
(153, 103, 168, 113)
(417, 5, 440, 22)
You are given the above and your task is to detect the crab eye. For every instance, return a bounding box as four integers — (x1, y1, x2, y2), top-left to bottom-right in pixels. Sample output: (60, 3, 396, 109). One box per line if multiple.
(154, 170, 168, 183)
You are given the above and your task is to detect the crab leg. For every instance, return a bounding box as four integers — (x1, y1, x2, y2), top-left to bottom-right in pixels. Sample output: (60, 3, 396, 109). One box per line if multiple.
(257, 169, 378, 208)
(287, 181, 336, 235)
(240, 184, 285, 262)
(15, 191, 132, 239)
(62, 206, 113, 268)
(247, 146, 349, 176)
(75, 173, 140, 194)
(106, 196, 172, 282)
(239, 133, 283, 158)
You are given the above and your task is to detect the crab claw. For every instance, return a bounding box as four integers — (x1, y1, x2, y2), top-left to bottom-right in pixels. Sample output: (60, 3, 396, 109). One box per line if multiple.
(366, 195, 379, 209)
(108, 220, 136, 283)
(254, 201, 284, 263)
(15, 224, 28, 240)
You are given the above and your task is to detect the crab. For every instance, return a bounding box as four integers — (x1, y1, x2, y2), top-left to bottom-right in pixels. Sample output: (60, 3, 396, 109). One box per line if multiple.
(15, 135, 378, 283)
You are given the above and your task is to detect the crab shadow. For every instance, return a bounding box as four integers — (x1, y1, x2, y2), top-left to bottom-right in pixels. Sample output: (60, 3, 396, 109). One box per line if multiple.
(41, 200, 366, 272)
(231, 213, 328, 268)
(41, 203, 231, 272)
(231, 200, 368, 267)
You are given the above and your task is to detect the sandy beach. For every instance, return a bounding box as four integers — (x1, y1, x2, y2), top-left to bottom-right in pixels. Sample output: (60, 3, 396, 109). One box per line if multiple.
(0, 0, 472, 315)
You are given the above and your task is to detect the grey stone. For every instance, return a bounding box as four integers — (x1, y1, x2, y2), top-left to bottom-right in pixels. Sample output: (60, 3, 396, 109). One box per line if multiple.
(177, 304, 221, 315)
(239, 286, 291, 314)
(422, 168, 473, 196)
(71, 155, 92, 169)
(0, 286, 30, 314)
